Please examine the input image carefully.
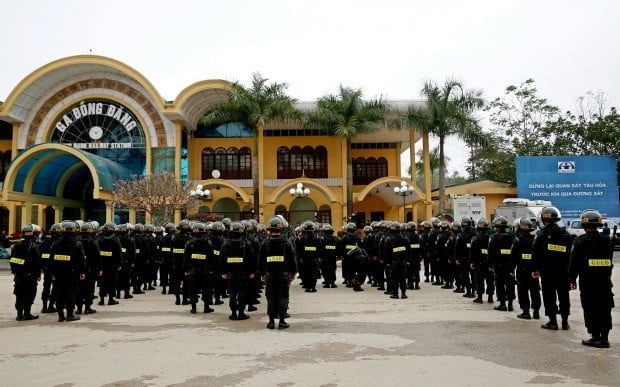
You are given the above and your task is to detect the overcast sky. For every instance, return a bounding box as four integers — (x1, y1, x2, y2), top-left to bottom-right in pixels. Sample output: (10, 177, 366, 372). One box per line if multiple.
(1, 0, 617, 175)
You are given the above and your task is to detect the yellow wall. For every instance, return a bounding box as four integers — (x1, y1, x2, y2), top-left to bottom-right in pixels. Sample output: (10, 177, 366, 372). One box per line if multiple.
(353, 194, 399, 222)
(0, 140, 12, 153)
(262, 136, 343, 180)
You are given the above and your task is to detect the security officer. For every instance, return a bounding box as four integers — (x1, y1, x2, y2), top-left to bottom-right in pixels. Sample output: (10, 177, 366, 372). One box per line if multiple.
(131, 224, 148, 294)
(511, 218, 541, 320)
(171, 220, 192, 305)
(404, 222, 422, 290)
(77, 222, 101, 313)
(337, 223, 360, 288)
(532, 207, 573, 330)
(159, 223, 175, 294)
(569, 210, 614, 348)
(444, 221, 460, 290)
(371, 221, 388, 289)
(97, 222, 123, 307)
(210, 221, 228, 305)
(259, 216, 297, 329)
(143, 224, 158, 290)
(470, 219, 493, 304)
(434, 221, 451, 288)
(116, 223, 136, 299)
(320, 224, 339, 288)
(10, 224, 41, 321)
(382, 222, 411, 299)
(488, 216, 515, 311)
(296, 221, 323, 293)
(40, 223, 60, 314)
(419, 221, 432, 283)
(456, 217, 476, 297)
(183, 222, 215, 314)
(49, 220, 86, 322)
(428, 218, 442, 285)
(221, 222, 256, 320)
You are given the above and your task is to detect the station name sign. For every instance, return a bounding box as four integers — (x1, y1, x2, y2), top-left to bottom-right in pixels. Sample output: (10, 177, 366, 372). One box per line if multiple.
(55, 101, 138, 133)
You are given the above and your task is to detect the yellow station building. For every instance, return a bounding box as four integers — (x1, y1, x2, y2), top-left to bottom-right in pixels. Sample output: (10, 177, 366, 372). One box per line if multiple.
(0, 55, 441, 233)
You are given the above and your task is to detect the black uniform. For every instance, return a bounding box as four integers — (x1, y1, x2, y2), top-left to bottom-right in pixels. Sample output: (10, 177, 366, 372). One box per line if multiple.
(296, 232, 323, 292)
(159, 232, 174, 294)
(183, 234, 215, 313)
(337, 232, 361, 286)
(76, 234, 101, 312)
(570, 231, 614, 343)
(117, 233, 136, 298)
(321, 233, 339, 288)
(97, 232, 123, 303)
(435, 229, 451, 288)
(10, 238, 41, 320)
(470, 230, 493, 302)
(511, 232, 541, 316)
(39, 234, 58, 313)
(49, 235, 86, 321)
(221, 235, 256, 318)
(532, 224, 572, 324)
(382, 233, 411, 298)
(405, 230, 422, 289)
(488, 230, 516, 309)
(259, 234, 297, 323)
(455, 226, 475, 295)
(171, 231, 192, 305)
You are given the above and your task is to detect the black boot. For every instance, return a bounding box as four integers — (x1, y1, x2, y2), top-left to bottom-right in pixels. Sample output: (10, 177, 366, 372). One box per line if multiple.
(229, 311, 238, 320)
(582, 332, 601, 348)
(66, 313, 81, 322)
(237, 310, 249, 320)
(16, 309, 24, 321)
(76, 304, 83, 314)
(487, 295, 494, 303)
(473, 295, 483, 304)
(57, 310, 66, 322)
(175, 295, 181, 305)
(561, 315, 569, 330)
(84, 306, 97, 314)
(124, 291, 133, 299)
(390, 293, 399, 299)
(400, 292, 408, 299)
(278, 315, 289, 329)
(494, 302, 507, 311)
(214, 297, 224, 305)
(517, 310, 531, 319)
(204, 304, 214, 313)
(532, 309, 540, 320)
(247, 305, 258, 311)
(161, 287, 167, 295)
(541, 315, 558, 330)
(98, 297, 105, 306)
(23, 306, 38, 320)
(47, 303, 57, 313)
(41, 300, 48, 314)
(190, 303, 197, 314)
(267, 315, 276, 329)
(108, 297, 119, 305)
(598, 330, 611, 348)
(507, 301, 514, 312)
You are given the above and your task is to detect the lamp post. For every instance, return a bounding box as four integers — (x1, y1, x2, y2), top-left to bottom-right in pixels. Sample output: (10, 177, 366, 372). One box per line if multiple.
(289, 182, 310, 225)
(394, 181, 415, 223)
(190, 184, 212, 201)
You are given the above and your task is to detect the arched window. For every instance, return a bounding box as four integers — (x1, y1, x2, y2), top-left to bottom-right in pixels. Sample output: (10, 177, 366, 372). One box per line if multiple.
(202, 147, 251, 179)
(353, 156, 388, 184)
(277, 146, 327, 179)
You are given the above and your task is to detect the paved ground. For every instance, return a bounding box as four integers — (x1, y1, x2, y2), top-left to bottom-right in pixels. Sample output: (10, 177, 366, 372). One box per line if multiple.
(0, 254, 619, 387)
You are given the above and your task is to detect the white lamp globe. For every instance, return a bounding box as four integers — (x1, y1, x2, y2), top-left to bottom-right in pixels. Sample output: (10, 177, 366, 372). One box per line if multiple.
(393, 187, 400, 193)
(400, 186, 407, 193)
(196, 184, 203, 191)
(408, 186, 415, 192)
(190, 190, 196, 196)
(296, 188, 303, 195)
(303, 188, 310, 195)
(289, 188, 296, 195)
(204, 189, 211, 196)
(296, 183, 303, 189)
(400, 181, 407, 187)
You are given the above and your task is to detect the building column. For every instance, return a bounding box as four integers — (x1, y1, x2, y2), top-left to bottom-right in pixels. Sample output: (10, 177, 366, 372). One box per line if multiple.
(145, 206, 152, 224)
(79, 208, 86, 221)
(174, 120, 183, 179)
(340, 138, 348, 219)
(37, 205, 45, 227)
(8, 202, 16, 234)
(129, 209, 137, 224)
(53, 206, 62, 223)
(409, 129, 419, 222)
(21, 202, 33, 227)
(257, 123, 265, 222)
(11, 123, 19, 161)
(105, 201, 114, 223)
(423, 132, 432, 220)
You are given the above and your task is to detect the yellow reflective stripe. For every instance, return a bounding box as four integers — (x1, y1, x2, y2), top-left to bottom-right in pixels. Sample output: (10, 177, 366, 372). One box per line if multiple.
(500, 249, 511, 255)
(54, 255, 71, 261)
(588, 259, 611, 267)
(135, 249, 141, 254)
(213, 250, 220, 256)
(410, 244, 420, 249)
(522, 253, 532, 260)
(100, 251, 113, 257)
(173, 248, 185, 254)
(121, 248, 127, 253)
(304, 246, 317, 251)
(267, 256, 284, 263)
(467, 243, 471, 248)
(227, 257, 243, 263)
(393, 246, 406, 253)
(345, 245, 356, 250)
(41, 253, 50, 259)
(548, 244, 567, 253)
(191, 253, 206, 260)
(325, 245, 336, 250)
(10, 257, 25, 265)
(161, 247, 171, 252)
(481, 249, 488, 255)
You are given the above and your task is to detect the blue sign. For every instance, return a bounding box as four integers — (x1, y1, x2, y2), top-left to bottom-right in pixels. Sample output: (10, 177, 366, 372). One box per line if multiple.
(516, 156, 620, 220)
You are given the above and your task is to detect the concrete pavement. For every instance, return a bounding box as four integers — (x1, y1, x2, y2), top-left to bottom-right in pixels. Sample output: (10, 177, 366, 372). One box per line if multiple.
(0, 255, 618, 386)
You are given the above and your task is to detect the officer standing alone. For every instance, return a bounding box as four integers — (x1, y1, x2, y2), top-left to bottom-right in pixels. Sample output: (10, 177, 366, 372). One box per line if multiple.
(10, 224, 42, 321)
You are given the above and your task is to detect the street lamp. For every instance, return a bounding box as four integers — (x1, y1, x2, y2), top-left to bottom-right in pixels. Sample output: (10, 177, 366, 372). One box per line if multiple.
(394, 181, 415, 222)
(190, 184, 212, 200)
(289, 182, 310, 225)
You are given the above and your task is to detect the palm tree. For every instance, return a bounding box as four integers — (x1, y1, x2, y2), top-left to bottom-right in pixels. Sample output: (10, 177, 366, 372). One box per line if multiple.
(199, 73, 301, 212)
(307, 86, 389, 218)
(404, 79, 486, 214)
(413, 146, 445, 190)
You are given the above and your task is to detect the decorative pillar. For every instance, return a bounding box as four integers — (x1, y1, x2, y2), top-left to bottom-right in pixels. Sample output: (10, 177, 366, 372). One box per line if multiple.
(409, 129, 419, 222)
(37, 205, 45, 227)
(174, 120, 183, 179)
(257, 124, 265, 222)
(129, 209, 136, 224)
(53, 206, 62, 223)
(105, 201, 114, 223)
(8, 202, 16, 234)
(79, 208, 86, 221)
(21, 201, 33, 227)
(423, 132, 432, 220)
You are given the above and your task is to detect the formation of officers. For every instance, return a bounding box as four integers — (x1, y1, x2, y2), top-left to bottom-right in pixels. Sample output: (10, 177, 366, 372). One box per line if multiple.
(9, 207, 614, 347)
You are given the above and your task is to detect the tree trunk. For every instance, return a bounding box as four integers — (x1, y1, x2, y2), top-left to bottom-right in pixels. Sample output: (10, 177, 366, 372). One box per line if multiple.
(346, 140, 353, 222)
(438, 134, 446, 214)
